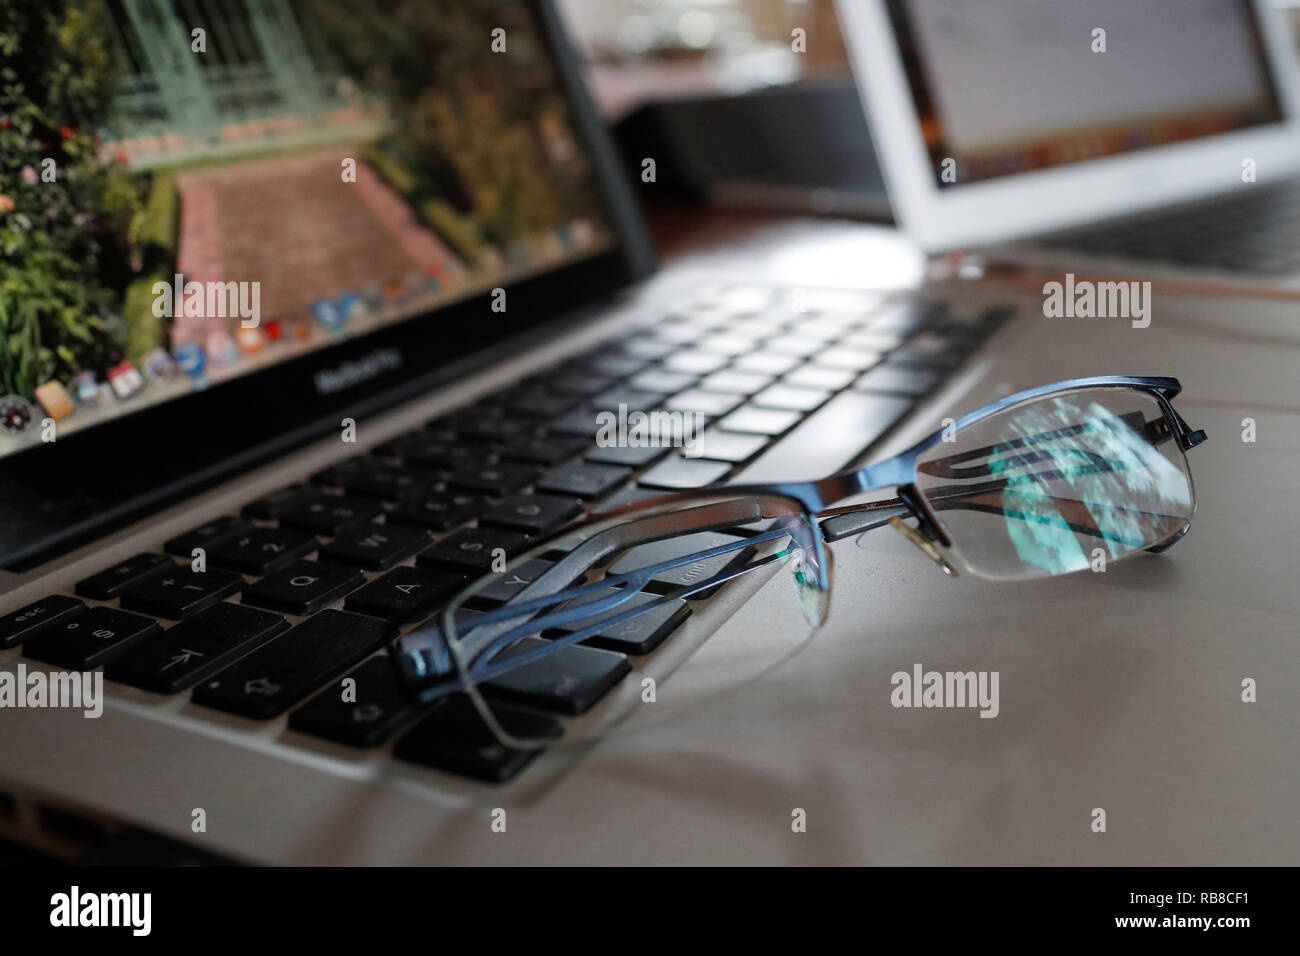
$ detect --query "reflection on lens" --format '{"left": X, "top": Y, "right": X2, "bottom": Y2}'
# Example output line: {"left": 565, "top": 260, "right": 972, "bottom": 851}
{"left": 916, "top": 388, "right": 1194, "bottom": 580}
{"left": 426, "top": 495, "right": 829, "bottom": 751}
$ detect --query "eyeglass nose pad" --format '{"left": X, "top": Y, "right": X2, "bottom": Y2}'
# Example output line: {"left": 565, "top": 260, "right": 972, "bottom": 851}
{"left": 789, "top": 543, "right": 834, "bottom": 627}
{"left": 888, "top": 516, "right": 958, "bottom": 577}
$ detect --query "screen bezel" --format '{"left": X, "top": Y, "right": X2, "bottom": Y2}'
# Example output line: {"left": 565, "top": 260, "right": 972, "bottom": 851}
{"left": 836, "top": 0, "right": 1300, "bottom": 252}
{"left": 0, "top": 0, "right": 655, "bottom": 571}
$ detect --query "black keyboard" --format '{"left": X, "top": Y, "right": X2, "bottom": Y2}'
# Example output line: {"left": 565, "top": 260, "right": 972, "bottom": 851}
{"left": 1037, "top": 177, "right": 1300, "bottom": 274}
{"left": 0, "top": 285, "right": 1014, "bottom": 784}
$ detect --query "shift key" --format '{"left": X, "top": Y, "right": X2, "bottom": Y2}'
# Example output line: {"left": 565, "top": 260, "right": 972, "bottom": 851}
{"left": 192, "top": 610, "right": 395, "bottom": 719}
{"left": 107, "top": 603, "right": 290, "bottom": 694}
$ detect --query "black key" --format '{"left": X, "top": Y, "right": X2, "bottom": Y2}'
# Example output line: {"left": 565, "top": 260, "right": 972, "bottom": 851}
{"left": 316, "top": 458, "right": 440, "bottom": 500}
{"left": 751, "top": 384, "right": 831, "bottom": 413}
{"left": 638, "top": 456, "right": 731, "bottom": 489}
{"left": 854, "top": 364, "right": 941, "bottom": 396}
{"left": 120, "top": 567, "right": 244, "bottom": 619}
{"left": 208, "top": 528, "right": 317, "bottom": 575}
{"left": 310, "top": 456, "right": 364, "bottom": 486}
{"left": 484, "top": 637, "right": 629, "bottom": 715}
{"left": 377, "top": 433, "right": 480, "bottom": 470}
{"left": 869, "top": 300, "right": 943, "bottom": 335}
{"left": 503, "top": 388, "right": 581, "bottom": 419}
{"left": 164, "top": 516, "right": 250, "bottom": 557}
{"left": 242, "top": 485, "right": 320, "bottom": 520}
{"left": 665, "top": 389, "right": 743, "bottom": 417}
{"left": 105, "top": 603, "right": 289, "bottom": 694}
{"left": 584, "top": 353, "right": 648, "bottom": 378}
{"left": 480, "top": 494, "right": 583, "bottom": 536}
{"left": 192, "top": 610, "right": 395, "bottom": 719}
{"left": 692, "top": 429, "right": 769, "bottom": 464}
{"left": 338, "top": 464, "right": 441, "bottom": 501}
{"left": 456, "top": 416, "right": 535, "bottom": 444}
{"left": 591, "top": 387, "right": 665, "bottom": 414}
{"left": 387, "top": 491, "right": 487, "bottom": 532}
{"left": 628, "top": 368, "right": 697, "bottom": 394}
{"left": 278, "top": 495, "right": 382, "bottom": 535}
{"left": 24, "top": 606, "right": 161, "bottom": 669}
{"left": 498, "top": 432, "right": 591, "bottom": 466}
{"left": 75, "top": 553, "right": 175, "bottom": 600}
{"left": 843, "top": 329, "right": 905, "bottom": 352}
{"left": 421, "top": 413, "right": 462, "bottom": 441}
{"left": 473, "top": 558, "right": 581, "bottom": 606}
{"left": 241, "top": 560, "right": 366, "bottom": 615}
{"left": 288, "top": 656, "right": 416, "bottom": 748}
{"left": 738, "top": 391, "right": 914, "bottom": 484}
{"left": 887, "top": 331, "right": 967, "bottom": 369}
{"left": 345, "top": 566, "right": 468, "bottom": 623}
{"left": 593, "top": 486, "right": 664, "bottom": 515}
{"left": 393, "top": 695, "right": 561, "bottom": 783}
{"left": 550, "top": 372, "right": 615, "bottom": 397}
{"left": 619, "top": 336, "right": 675, "bottom": 361}
{"left": 699, "top": 369, "right": 774, "bottom": 396}
{"left": 784, "top": 364, "right": 856, "bottom": 392}
{"left": 733, "top": 351, "right": 801, "bottom": 376}
{"left": 813, "top": 346, "right": 883, "bottom": 373}
{"left": 556, "top": 586, "right": 691, "bottom": 654}
{"left": 417, "top": 527, "right": 530, "bottom": 575}
{"left": 318, "top": 524, "right": 431, "bottom": 570}
{"left": 761, "top": 335, "right": 829, "bottom": 359}
{"left": 716, "top": 406, "right": 802, "bottom": 435}
{"left": 608, "top": 531, "right": 753, "bottom": 597}
{"left": 662, "top": 350, "right": 728, "bottom": 375}
{"left": 447, "top": 461, "right": 540, "bottom": 497}
{"left": 0, "top": 596, "right": 85, "bottom": 649}
{"left": 547, "top": 408, "right": 604, "bottom": 438}
{"left": 585, "top": 442, "right": 670, "bottom": 468}
{"left": 537, "top": 462, "right": 630, "bottom": 500}
{"left": 694, "top": 331, "right": 756, "bottom": 356}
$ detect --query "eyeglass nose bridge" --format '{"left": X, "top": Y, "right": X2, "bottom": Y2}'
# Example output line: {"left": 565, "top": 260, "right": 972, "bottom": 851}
{"left": 892, "top": 484, "right": 959, "bottom": 577}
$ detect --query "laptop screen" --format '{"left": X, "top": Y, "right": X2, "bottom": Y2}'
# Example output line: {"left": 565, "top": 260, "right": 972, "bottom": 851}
{"left": 0, "top": 0, "right": 615, "bottom": 459}
{"left": 885, "top": 0, "right": 1286, "bottom": 187}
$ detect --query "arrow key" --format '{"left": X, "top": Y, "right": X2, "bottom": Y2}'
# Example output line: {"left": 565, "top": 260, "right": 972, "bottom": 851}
{"left": 106, "top": 603, "right": 289, "bottom": 694}
{"left": 192, "top": 610, "right": 395, "bottom": 719}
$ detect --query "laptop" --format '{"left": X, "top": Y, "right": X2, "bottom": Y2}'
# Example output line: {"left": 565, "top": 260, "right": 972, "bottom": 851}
{"left": 836, "top": 0, "right": 1300, "bottom": 290}
{"left": 0, "top": 0, "right": 1021, "bottom": 862}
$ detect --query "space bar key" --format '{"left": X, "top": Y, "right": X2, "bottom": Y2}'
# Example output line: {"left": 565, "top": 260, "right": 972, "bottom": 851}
{"left": 735, "top": 391, "right": 914, "bottom": 484}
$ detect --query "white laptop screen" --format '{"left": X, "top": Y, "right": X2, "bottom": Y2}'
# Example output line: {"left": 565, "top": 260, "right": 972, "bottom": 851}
{"left": 886, "top": 0, "right": 1286, "bottom": 186}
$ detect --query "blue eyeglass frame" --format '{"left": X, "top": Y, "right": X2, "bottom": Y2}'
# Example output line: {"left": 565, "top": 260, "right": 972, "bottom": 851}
{"left": 391, "top": 375, "right": 1206, "bottom": 695}
{"left": 588, "top": 374, "right": 1205, "bottom": 558}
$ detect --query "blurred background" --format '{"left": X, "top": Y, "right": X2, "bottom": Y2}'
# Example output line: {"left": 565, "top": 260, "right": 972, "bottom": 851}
{"left": 554, "top": 0, "right": 1300, "bottom": 253}
{"left": 560, "top": 0, "right": 1298, "bottom": 119}
{"left": 557, "top": 0, "right": 849, "bottom": 118}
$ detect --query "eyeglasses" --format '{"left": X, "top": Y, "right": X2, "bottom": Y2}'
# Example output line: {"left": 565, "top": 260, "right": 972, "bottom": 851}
{"left": 390, "top": 375, "right": 1206, "bottom": 754}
